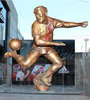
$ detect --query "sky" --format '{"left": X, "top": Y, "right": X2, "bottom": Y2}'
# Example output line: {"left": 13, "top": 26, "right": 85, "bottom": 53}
{"left": 12, "top": 0, "right": 90, "bottom": 52}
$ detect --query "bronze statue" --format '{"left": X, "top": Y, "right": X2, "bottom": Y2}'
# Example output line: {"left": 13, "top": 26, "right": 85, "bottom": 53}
{"left": 4, "top": 6, "right": 88, "bottom": 91}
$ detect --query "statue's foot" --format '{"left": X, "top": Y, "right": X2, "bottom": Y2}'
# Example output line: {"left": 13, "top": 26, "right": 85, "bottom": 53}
{"left": 41, "top": 77, "right": 51, "bottom": 86}
{"left": 40, "top": 72, "right": 52, "bottom": 86}
{"left": 33, "top": 72, "right": 51, "bottom": 91}
{"left": 4, "top": 51, "right": 16, "bottom": 58}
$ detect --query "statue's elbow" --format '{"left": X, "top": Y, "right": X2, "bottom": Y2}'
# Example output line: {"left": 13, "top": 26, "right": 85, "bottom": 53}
{"left": 35, "top": 40, "right": 42, "bottom": 46}
{"left": 35, "top": 39, "right": 46, "bottom": 46}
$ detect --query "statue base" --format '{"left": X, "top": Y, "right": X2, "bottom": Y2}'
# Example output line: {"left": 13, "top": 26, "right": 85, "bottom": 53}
{"left": 33, "top": 72, "right": 51, "bottom": 91}
{"left": 34, "top": 85, "right": 50, "bottom": 91}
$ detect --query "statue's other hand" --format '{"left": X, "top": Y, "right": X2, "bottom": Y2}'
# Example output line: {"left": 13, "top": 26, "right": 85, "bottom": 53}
{"left": 81, "top": 21, "right": 88, "bottom": 28}
{"left": 59, "top": 42, "right": 66, "bottom": 46}
{"left": 55, "top": 42, "right": 66, "bottom": 46}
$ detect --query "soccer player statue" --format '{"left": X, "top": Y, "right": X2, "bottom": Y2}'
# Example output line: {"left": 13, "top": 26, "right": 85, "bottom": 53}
{"left": 4, "top": 6, "right": 88, "bottom": 91}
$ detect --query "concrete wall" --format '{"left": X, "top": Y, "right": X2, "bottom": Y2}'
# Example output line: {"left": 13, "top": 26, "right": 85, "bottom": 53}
{"left": 75, "top": 53, "right": 85, "bottom": 92}
{"left": 75, "top": 53, "right": 90, "bottom": 96}
{"left": 6, "top": 0, "right": 22, "bottom": 40}
{"left": 3, "top": 0, "right": 23, "bottom": 85}
{"left": 84, "top": 53, "right": 90, "bottom": 96}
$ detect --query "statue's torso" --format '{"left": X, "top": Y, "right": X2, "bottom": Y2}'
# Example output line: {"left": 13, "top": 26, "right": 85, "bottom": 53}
{"left": 31, "top": 17, "right": 55, "bottom": 54}
{"left": 32, "top": 17, "right": 54, "bottom": 42}
{"left": 38, "top": 21, "right": 54, "bottom": 41}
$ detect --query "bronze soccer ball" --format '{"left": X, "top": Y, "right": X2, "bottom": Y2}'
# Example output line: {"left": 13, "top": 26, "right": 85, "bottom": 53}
{"left": 9, "top": 38, "right": 21, "bottom": 51}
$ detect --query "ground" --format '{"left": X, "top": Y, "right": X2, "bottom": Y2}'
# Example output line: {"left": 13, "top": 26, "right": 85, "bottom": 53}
{"left": 0, "top": 93, "right": 90, "bottom": 100}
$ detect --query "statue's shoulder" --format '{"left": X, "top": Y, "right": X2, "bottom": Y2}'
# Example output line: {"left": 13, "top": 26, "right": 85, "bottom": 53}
{"left": 48, "top": 16, "right": 55, "bottom": 22}
{"left": 32, "top": 21, "right": 40, "bottom": 30}
{"left": 32, "top": 21, "right": 41, "bottom": 36}
{"left": 32, "top": 21, "right": 38, "bottom": 27}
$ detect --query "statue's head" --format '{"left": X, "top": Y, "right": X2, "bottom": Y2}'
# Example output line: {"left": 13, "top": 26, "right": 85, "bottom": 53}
{"left": 34, "top": 6, "right": 48, "bottom": 23}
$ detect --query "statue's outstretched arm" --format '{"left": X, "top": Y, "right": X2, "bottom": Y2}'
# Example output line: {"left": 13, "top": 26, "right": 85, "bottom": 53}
{"left": 53, "top": 18, "right": 88, "bottom": 28}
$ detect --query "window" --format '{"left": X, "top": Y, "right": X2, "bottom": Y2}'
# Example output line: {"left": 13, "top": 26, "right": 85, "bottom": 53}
{"left": 0, "top": 1, "right": 7, "bottom": 84}
{"left": 0, "top": 1, "right": 6, "bottom": 44}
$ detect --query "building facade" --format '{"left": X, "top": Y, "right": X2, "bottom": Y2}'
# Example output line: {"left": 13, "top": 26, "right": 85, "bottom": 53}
{"left": 0, "top": 0, "right": 23, "bottom": 85}
{"left": 0, "top": 0, "right": 90, "bottom": 97}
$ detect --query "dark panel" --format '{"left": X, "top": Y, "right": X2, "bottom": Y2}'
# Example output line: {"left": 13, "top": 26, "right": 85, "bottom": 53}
{"left": 12, "top": 40, "right": 75, "bottom": 86}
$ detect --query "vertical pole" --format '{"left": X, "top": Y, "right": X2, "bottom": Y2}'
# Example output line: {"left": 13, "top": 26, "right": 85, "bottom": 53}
{"left": 84, "top": 38, "right": 89, "bottom": 52}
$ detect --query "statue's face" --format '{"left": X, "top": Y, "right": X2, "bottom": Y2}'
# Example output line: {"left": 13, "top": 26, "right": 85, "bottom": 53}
{"left": 35, "top": 9, "right": 47, "bottom": 23}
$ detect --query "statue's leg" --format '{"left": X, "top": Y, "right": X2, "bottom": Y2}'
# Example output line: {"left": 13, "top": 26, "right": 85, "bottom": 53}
{"left": 42, "top": 49, "right": 63, "bottom": 86}
{"left": 4, "top": 48, "right": 41, "bottom": 69}
{"left": 33, "top": 48, "right": 63, "bottom": 91}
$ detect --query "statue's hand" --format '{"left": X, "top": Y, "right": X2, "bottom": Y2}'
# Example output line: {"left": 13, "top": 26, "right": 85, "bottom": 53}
{"left": 81, "top": 21, "right": 88, "bottom": 28}
{"left": 55, "top": 42, "right": 66, "bottom": 46}
{"left": 4, "top": 51, "right": 16, "bottom": 58}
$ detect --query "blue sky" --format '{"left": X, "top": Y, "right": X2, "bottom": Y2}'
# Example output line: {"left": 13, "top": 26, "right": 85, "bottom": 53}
{"left": 12, "top": 0, "right": 90, "bottom": 52}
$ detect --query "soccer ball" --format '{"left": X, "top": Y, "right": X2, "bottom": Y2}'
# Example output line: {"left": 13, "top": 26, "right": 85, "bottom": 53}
{"left": 9, "top": 38, "right": 21, "bottom": 51}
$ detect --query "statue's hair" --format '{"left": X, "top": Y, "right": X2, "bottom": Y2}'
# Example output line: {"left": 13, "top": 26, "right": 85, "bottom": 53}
{"left": 34, "top": 6, "right": 47, "bottom": 14}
